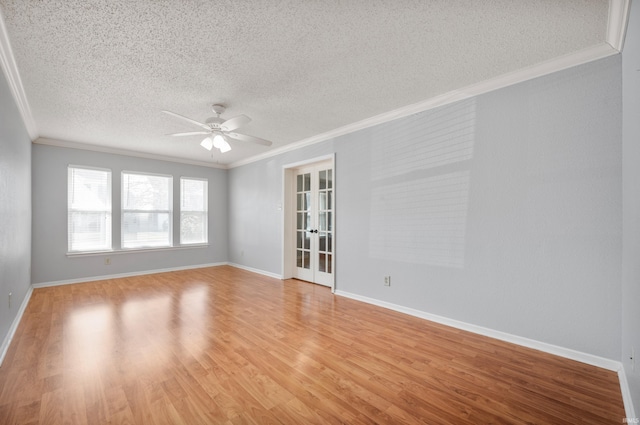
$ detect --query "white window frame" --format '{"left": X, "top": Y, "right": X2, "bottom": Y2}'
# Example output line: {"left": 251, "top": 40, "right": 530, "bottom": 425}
{"left": 180, "top": 177, "right": 208, "bottom": 245}
{"left": 121, "top": 171, "right": 173, "bottom": 249}
{"left": 67, "top": 165, "right": 112, "bottom": 253}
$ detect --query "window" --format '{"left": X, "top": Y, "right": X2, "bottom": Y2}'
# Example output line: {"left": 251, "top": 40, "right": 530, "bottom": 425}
{"left": 122, "top": 172, "right": 172, "bottom": 248}
{"left": 180, "top": 177, "right": 208, "bottom": 244}
{"left": 68, "top": 167, "right": 205, "bottom": 252}
{"left": 68, "top": 166, "right": 112, "bottom": 252}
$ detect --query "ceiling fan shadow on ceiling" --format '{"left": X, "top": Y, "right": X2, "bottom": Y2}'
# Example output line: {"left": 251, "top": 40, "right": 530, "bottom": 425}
{"left": 162, "top": 104, "right": 272, "bottom": 153}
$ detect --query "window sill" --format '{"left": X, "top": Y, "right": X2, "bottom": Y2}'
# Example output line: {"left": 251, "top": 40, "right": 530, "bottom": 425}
{"left": 66, "top": 244, "right": 209, "bottom": 257}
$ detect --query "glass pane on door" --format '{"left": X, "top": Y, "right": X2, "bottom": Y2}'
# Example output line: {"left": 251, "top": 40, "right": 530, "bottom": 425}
{"left": 316, "top": 167, "right": 333, "bottom": 277}
{"left": 292, "top": 162, "right": 334, "bottom": 287}
{"left": 296, "top": 172, "right": 311, "bottom": 270}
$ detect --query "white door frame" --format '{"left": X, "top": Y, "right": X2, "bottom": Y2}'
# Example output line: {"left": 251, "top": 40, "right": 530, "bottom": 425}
{"left": 282, "top": 153, "right": 335, "bottom": 292}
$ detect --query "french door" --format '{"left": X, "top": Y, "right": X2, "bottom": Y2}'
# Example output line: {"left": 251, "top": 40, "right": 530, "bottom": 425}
{"left": 293, "top": 162, "right": 333, "bottom": 287}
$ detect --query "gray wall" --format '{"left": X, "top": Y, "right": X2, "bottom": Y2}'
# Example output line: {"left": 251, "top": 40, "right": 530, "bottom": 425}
{"left": 31, "top": 144, "right": 228, "bottom": 284}
{"left": 228, "top": 143, "right": 334, "bottom": 273}
{"left": 622, "top": 0, "right": 640, "bottom": 413}
{"left": 229, "top": 55, "right": 623, "bottom": 360}
{"left": 0, "top": 70, "right": 32, "bottom": 349}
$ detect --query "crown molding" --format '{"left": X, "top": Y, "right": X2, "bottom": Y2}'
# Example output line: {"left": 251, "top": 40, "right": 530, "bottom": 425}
{"left": 0, "top": 7, "right": 38, "bottom": 140}
{"left": 607, "top": 0, "right": 631, "bottom": 51}
{"left": 2, "top": 1, "right": 630, "bottom": 168}
{"left": 229, "top": 41, "right": 619, "bottom": 169}
{"left": 34, "top": 137, "right": 227, "bottom": 169}
{"left": 230, "top": 0, "right": 630, "bottom": 169}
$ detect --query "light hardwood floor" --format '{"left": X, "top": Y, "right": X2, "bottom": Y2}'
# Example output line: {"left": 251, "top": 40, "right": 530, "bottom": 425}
{"left": 0, "top": 266, "right": 625, "bottom": 424}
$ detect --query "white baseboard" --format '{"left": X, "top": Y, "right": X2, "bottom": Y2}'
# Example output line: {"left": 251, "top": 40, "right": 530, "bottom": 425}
{"left": 619, "top": 367, "right": 637, "bottom": 420}
{"left": 31, "top": 262, "right": 227, "bottom": 288}
{"left": 32, "top": 262, "right": 283, "bottom": 290}
{"left": 334, "top": 290, "right": 622, "bottom": 372}
{"left": 228, "top": 263, "right": 283, "bottom": 280}
{"left": 335, "top": 290, "right": 640, "bottom": 417}
{"left": 0, "top": 285, "right": 33, "bottom": 367}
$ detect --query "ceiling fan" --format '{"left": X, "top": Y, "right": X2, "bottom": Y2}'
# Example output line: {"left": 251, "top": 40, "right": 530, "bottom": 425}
{"left": 162, "top": 104, "right": 272, "bottom": 153}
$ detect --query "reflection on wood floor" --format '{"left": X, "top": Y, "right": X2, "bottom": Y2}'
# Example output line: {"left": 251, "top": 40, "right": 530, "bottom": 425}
{"left": 0, "top": 266, "right": 625, "bottom": 424}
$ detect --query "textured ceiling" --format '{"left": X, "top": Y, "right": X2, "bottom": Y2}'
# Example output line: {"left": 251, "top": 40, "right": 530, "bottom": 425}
{"left": 0, "top": 0, "right": 610, "bottom": 166}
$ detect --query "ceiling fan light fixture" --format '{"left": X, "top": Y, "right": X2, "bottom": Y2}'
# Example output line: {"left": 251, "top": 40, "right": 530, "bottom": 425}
{"left": 200, "top": 137, "right": 214, "bottom": 151}
{"left": 219, "top": 141, "right": 231, "bottom": 153}
{"left": 213, "top": 133, "right": 231, "bottom": 153}
{"left": 212, "top": 133, "right": 224, "bottom": 148}
{"left": 163, "top": 106, "right": 271, "bottom": 155}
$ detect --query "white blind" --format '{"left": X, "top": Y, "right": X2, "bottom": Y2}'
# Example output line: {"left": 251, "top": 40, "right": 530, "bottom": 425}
{"left": 122, "top": 172, "right": 172, "bottom": 248}
{"left": 180, "top": 178, "right": 208, "bottom": 244}
{"left": 68, "top": 166, "right": 112, "bottom": 252}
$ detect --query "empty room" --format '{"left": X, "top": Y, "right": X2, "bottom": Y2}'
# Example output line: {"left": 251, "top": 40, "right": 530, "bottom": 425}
{"left": 0, "top": 0, "right": 639, "bottom": 423}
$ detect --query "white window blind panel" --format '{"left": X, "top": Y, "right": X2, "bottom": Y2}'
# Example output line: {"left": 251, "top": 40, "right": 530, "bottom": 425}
{"left": 369, "top": 171, "right": 470, "bottom": 268}
{"left": 122, "top": 172, "right": 172, "bottom": 248}
{"left": 180, "top": 178, "right": 208, "bottom": 244}
{"left": 371, "top": 98, "right": 476, "bottom": 180}
{"left": 68, "top": 166, "right": 112, "bottom": 252}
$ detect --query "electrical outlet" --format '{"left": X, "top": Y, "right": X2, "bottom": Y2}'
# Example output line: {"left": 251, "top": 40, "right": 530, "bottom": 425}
{"left": 384, "top": 276, "right": 391, "bottom": 286}
{"left": 105, "top": 257, "right": 111, "bottom": 265}
{"left": 8, "top": 292, "right": 11, "bottom": 309}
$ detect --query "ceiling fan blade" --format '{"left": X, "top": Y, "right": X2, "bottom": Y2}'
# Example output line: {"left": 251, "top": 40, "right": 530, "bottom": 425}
{"left": 166, "top": 131, "right": 210, "bottom": 137}
{"left": 227, "top": 132, "right": 272, "bottom": 147}
{"left": 220, "top": 114, "right": 251, "bottom": 132}
{"left": 162, "top": 110, "right": 210, "bottom": 131}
